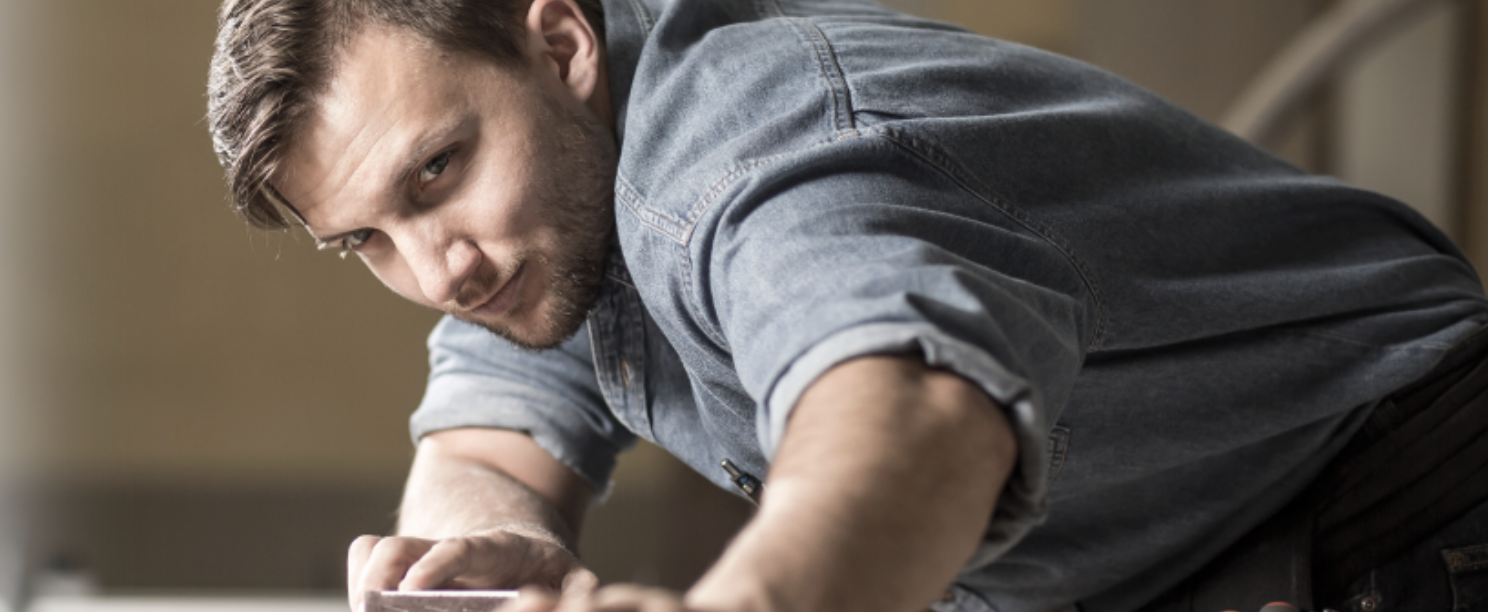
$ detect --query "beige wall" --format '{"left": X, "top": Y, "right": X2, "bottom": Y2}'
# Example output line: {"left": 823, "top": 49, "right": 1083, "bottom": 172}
{"left": 1334, "top": 2, "right": 1465, "bottom": 237}
{"left": 1463, "top": 0, "right": 1488, "bottom": 272}
{"left": 0, "top": 0, "right": 33, "bottom": 475}
{"left": 27, "top": 0, "right": 442, "bottom": 487}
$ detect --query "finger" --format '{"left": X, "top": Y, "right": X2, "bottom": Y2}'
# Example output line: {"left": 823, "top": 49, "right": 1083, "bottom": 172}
{"left": 587, "top": 585, "right": 644, "bottom": 612}
{"left": 1259, "top": 604, "right": 1298, "bottom": 612}
{"left": 399, "top": 537, "right": 475, "bottom": 591}
{"left": 445, "top": 532, "right": 574, "bottom": 591}
{"left": 561, "top": 566, "right": 599, "bottom": 598}
{"left": 347, "top": 535, "right": 381, "bottom": 609}
{"left": 507, "top": 586, "right": 562, "bottom": 612}
{"left": 441, "top": 534, "right": 544, "bottom": 590}
{"left": 588, "top": 585, "right": 685, "bottom": 612}
{"left": 356, "top": 537, "right": 437, "bottom": 602}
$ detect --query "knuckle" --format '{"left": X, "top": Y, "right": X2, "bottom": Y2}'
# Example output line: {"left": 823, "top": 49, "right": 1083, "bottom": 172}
{"left": 444, "top": 537, "right": 473, "bottom": 556}
{"left": 349, "top": 535, "right": 380, "bottom": 554}
{"left": 376, "top": 536, "right": 425, "bottom": 558}
{"left": 400, "top": 564, "right": 434, "bottom": 585}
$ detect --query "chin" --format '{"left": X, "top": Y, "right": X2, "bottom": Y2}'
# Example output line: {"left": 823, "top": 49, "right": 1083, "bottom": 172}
{"left": 458, "top": 300, "right": 588, "bottom": 352}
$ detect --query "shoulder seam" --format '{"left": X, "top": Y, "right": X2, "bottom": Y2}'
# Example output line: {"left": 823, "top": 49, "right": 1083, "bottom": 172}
{"left": 676, "top": 133, "right": 863, "bottom": 349}
{"left": 781, "top": 17, "right": 857, "bottom": 137}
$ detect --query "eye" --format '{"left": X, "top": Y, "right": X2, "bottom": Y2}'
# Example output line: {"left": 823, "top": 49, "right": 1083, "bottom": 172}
{"left": 318, "top": 228, "right": 376, "bottom": 259}
{"left": 343, "top": 228, "right": 374, "bottom": 249}
{"left": 338, "top": 228, "right": 377, "bottom": 258}
{"left": 418, "top": 151, "right": 451, "bottom": 184}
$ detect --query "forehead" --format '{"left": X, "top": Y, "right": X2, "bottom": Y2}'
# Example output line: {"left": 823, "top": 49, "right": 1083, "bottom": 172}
{"left": 276, "top": 26, "right": 525, "bottom": 222}
{"left": 307, "top": 26, "right": 472, "bottom": 154}
{"left": 309, "top": 23, "right": 538, "bottom": 134}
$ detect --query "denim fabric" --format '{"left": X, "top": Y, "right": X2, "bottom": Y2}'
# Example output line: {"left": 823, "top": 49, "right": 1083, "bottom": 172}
{"left": 409, "top": 0, "right": 1488, "bottom": 610}
{"left": 1328, "top": 498, "right": 1488, "bottom": 612}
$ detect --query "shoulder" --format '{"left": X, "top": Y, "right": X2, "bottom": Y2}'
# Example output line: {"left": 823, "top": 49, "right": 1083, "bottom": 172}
{"left": 610, "top": 0, "right": 1214, "bottom": 223}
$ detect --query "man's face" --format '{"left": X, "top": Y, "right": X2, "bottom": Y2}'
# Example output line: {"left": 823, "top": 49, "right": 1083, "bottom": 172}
{"left": 276, "top": 24, "right": 616, "bottom": 350}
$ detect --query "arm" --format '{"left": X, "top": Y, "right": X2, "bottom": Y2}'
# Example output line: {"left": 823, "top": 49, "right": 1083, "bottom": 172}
{"left": 348, "top": 428, "right": 599, "bottom": 609}
{"left": 512, "top": 354, "right": 1017, "bottom": 612}
{"left": 398, "top": 428, "right": 592, "bottom": 543}
{"left": 685, "top": 354, "right": 1017, "bottom": 612}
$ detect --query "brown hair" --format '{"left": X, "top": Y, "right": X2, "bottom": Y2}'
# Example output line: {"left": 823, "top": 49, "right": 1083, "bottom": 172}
{"left": 206, "top": 0, "right": 605, "bottom": 230}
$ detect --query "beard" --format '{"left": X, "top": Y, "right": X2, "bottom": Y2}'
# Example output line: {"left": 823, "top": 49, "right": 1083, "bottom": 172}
{"left": 451, "top": 97, "right": 617, "bottom": 351}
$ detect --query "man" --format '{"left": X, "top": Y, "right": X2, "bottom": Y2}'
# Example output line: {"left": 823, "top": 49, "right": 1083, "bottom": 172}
{"left": 206, "top": 0, "right": 1488, "bottom": 610}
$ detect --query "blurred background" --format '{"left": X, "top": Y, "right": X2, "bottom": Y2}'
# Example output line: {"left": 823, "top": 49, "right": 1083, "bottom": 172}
{"left": 0, "top": 0, "right": 1485, "bottom": 608}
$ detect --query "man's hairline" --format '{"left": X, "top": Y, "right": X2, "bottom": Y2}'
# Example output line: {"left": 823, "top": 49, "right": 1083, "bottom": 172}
{"left": 263, "top": 22, "right": 527, "bottom": 241}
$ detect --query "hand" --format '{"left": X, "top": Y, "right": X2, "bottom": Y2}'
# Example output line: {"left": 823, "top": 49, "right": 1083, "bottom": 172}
{"left": 346, "top": 528, "right": 598, "bottom": 610}
{"left": 506, "top": 584, "right": 692, "bottom": 612}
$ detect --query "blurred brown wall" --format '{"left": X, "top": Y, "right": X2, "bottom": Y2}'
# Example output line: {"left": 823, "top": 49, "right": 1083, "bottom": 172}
{"left": 28, "top": 0, "right": 440, "bottom": 487}
{"left": 1462, "top": 0, "right": 1488, "bottom": 271}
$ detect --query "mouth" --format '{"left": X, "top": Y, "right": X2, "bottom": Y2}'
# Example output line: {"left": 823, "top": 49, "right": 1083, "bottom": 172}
{"left": 468, "top": 262, "right": 527, "bottom": 318}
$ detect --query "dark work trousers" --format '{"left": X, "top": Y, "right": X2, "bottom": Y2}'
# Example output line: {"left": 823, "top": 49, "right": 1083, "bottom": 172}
{"left": 1139, "top": 324, "right": 1488, "bottom": 612}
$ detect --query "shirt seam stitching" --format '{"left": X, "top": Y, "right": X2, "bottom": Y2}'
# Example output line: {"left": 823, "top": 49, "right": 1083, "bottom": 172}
{"left": 617, "top": 173, "right": 690, "bottom": 243}
{"left": 781, "top": 17, "right": 858, "bottom": 137}
{"left": 675, "top": 133, "right": 862, "bottom": 347}
{"left": 677, "top": 249, "right": 729, "bottom": 349}
{"left": 623, "top": 0, "right": 654, "bottom": 33}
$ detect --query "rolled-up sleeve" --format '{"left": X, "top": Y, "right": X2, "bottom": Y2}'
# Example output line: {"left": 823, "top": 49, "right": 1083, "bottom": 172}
{"left": 700, "top": 144, "right": 1096, "bottom": 563}
{"left": 411, "top": 316, "right": 636, "bottom": 493}
{"left": 764, "top": 320, "right": 1053, "bottom": 564}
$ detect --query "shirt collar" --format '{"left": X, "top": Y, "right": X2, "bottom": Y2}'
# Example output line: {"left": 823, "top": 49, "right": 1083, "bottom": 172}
{"left": 598, "top": 0, "right": 657, "bottom": 141}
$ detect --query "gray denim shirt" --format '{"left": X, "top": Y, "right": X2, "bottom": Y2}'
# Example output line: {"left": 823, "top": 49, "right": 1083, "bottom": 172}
{"left": 409, "top": 1, "right": 1488, "bottom": 610}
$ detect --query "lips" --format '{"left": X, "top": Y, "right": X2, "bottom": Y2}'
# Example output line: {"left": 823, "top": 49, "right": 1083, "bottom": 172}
{"left": 470, "top": 262, "right": 526, "bottom": 317}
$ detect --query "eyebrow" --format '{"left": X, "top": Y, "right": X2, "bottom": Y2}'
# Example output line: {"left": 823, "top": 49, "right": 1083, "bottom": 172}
{"left": 311, "top": 228, "right": 356, "bottom": 250}
{"left": 284, "top": 199, "right": 352, "bottom": 251}
{"left": 260, "top": 184, "right": 325, "bottom": 244}
{"left": 294, "top": 114, "right": 477, "bottom": 250}
{"left": 389, "top": 114, "right": 476, "bottom": 196}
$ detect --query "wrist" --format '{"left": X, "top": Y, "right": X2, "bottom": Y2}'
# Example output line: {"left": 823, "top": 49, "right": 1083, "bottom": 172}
{"left": 684, "top": 526, "right": 794, "bottom": 612}
{"left": 685, "top": 575, "right": 777, "bottom": 612}
{"left": 468, "top": 521, "right": 566, "bottom": 544}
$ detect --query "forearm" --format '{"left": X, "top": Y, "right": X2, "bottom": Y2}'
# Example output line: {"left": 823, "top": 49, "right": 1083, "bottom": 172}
{"left": 687, "top": 356, "right": 1017, "bottom": 612}
{"left": 346, "top": 429, "right": 598, "bottom": 606}
{"left": 398, "top": 429, "right": 593, "bottom": 548}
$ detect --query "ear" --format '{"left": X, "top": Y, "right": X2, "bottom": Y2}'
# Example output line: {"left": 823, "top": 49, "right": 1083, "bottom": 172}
{"left": 524, "top": 0, "right": 603, "bottom": 104}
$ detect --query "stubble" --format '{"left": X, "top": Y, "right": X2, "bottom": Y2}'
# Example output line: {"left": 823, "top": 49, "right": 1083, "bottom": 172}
{"left": 455, "top": 98, "right": 616, "bottom": 351}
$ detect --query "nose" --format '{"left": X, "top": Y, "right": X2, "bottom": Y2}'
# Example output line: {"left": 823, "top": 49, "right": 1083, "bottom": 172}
{"left": 405, "top": 231, "right": 480, "bottom": 305}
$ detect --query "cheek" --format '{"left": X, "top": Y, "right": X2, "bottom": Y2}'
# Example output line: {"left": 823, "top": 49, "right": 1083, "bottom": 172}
{"left": 461, "top": 157, "right": 542, "bottom": 236}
